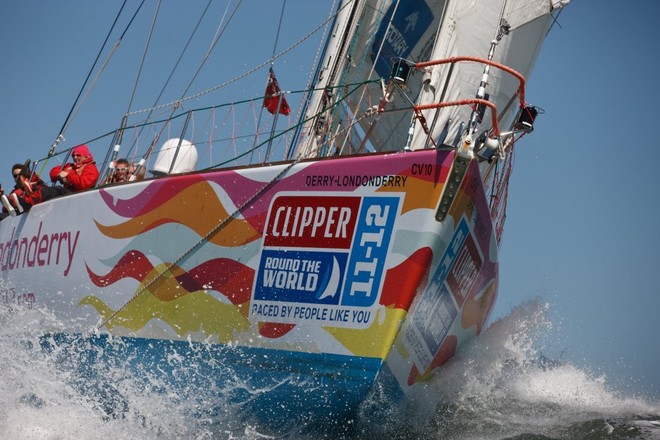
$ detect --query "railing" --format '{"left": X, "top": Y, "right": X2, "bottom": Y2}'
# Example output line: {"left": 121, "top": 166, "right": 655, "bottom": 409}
{"left": 415, "top": 56, "right": 527, "bottom": 109}
{"left": 411, "top": 55, "right": 528, "bottom": 143}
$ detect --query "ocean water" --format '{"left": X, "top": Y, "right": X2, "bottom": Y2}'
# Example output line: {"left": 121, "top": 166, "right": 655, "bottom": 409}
{"left": 0, "top": 300, "right": 658, "bottom": 440}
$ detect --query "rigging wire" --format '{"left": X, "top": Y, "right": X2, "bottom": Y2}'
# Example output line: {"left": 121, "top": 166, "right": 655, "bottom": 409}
{"left": 128, "top": 0, "right": 244, "bottom": 176}
{"left": 299, "top": 0, "right": 368, "bottom": 159}
{"left": 41, "top": 2, "right": 363, "bottom": 173}
{"left": 64, "top": 0, "right": 148, "bottom": 146}
{"left": 98, "top": 0, "right": 215, "bottom": 184}
{"left": 98, "top": 1, "right": 162, "bottom": 185}
{"left": 249, "top": 0, "right": 288, "bottom": 164}
{"left": 261, "top": 0, "right": 288, "bottom": 163}
{"left": 337, "top": 0, "right": 400, "bottom": 156}
{"left": 125, "top": 4, "right": 342, "bottom": 118}
{"left": 179, "top": 0, "right": 243, "bottom": 104}
{"left": 125, "top": 0, "right": 161, "bottom": 116}
{"left": 40, "top": 0, "right": 133, "bottom": 173}
{"left": 132, "top": 0, "right": 214, "bottom": 127}
{"left": 95, "top": 77, "right": 374, "bottom": 331}
{"left": 285, "top": 0, "right": 339, "bottom": 159}
{"left": 206, "top": 79, "right": 377, "bottom": 170}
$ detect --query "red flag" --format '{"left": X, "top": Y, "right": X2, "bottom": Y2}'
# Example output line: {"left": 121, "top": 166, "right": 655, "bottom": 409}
{"left": 263, "top": 67, "right": 291, "bottom": 116}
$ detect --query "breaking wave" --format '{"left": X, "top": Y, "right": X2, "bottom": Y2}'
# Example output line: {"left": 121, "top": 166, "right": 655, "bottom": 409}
{"left": 0, "top": 298, "right": 658, "bottom": 439}
{"left": 357, "top": 301, "right": 660, "bottom": 439}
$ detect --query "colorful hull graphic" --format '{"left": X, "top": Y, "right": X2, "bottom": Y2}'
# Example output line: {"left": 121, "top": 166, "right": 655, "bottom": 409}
{"left": 0, "top": 148, "right": 498, "bottom": 423}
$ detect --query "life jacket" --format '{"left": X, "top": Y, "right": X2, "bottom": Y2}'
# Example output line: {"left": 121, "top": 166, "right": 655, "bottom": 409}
{"left": 3, "top": 173, "right": 65, "bottom": 214}
{"left": 9, "top": 174, "right": 46, "bottom": 209}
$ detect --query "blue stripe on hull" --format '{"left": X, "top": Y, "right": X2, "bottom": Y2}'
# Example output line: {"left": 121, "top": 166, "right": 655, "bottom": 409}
{"left": 40, "top": 333, "right": 388, "bottom": 434}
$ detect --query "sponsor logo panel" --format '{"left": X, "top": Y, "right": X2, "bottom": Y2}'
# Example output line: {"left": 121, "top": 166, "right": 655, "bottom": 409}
{"left": 264, "top": 196, "right": 360, "bottom": 249}
{"left": 446, "top": 233, "right": 482, "bottom": 307}
{"left": 342, "top": 197, "right": 399, "bottom": 308}
{"left": 406, "top": 218, "right": 484, "bottom": 371}
{"left": 371, "top": 1, "right": 434, "bottom": 78}
{"left": 254, "top": 250, "right": 347, "bottom": 305}
{"left": 251, "top": 194, "right": 399, "bottom": 328}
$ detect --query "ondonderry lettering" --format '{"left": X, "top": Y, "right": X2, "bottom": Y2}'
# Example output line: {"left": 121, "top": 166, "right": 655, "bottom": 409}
{"left": 0, "top": 222, "right": 80, "bottom": 276}
{"left": 251, "top": 193, "right": 400, "bottom": 328}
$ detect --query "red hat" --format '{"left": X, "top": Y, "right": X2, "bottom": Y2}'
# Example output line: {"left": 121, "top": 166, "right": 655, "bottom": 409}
{"left": 50, "top": 165, "right": 62, "bottom": 182}
{"left": 72, "top": 144, "right": 91, "bottom": 156}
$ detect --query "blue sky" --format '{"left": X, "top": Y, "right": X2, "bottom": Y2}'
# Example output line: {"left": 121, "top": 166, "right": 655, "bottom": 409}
{"left": 1, "top": 0, "right": 658, "bottom": 401}
{"left": 495, "top": 1, "right": 660, "bottom": 398}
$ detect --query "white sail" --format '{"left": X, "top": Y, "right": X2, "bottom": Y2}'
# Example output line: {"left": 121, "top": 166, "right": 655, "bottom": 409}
{"left": 295, "top": 0, "right": 569, "bottom": 157}
{"left": 412, "top": 0, "right": 570, "bottom": 150}
{"left": 294, "top": 0, "right": 448, "bottom": 157}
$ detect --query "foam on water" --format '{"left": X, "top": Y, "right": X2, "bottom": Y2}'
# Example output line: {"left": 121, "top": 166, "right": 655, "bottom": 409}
{"left": 1, "top": 300, "right": 658, "bottom": 439}
{"left": 0, "top": 307, "right": 207, "bottom": 439}
{"left": 366, "top": 300, "right": 660, "bottom": 439}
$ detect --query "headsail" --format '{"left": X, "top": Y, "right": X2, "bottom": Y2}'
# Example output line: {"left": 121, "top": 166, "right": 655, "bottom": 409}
{"left": 412, "top": 0, "right": 570, "bottom": 150}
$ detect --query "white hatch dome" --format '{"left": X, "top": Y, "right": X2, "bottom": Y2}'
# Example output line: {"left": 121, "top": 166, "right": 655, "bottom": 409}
{"left": 151, "top": 138, "right": 198, "bottom": 176}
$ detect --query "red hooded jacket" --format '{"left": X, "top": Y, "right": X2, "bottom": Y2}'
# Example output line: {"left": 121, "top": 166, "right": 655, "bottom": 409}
{"left": 51, "top": 144, "right": 100, "bottom": 192}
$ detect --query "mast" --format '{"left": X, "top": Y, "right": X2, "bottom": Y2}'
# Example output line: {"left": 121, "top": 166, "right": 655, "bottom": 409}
{"left": 291, "top": 0, "right": 449, "bottom": 159}
{"left": 289, "top": 0, "right": 365, "bottom": 160}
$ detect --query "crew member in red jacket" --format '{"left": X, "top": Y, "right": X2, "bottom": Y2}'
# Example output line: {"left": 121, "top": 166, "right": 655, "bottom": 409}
{"left": 50, "top": 144, "right": 100, "bottom": 192}
{"left": 1, "top": 163, "right": 69, "bottom": 218}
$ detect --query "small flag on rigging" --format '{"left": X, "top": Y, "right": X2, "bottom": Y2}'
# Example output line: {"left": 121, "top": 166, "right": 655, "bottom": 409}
{"left": 263, "top": 67, "right": 291, "bottom": 116}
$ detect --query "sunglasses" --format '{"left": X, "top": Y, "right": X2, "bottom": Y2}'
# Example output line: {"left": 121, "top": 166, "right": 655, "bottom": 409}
{"left": 116, "top": 167, "right": 128, "bottom": 172}
{"left": 12, "top": 173, "right": 21, "bottom": 178}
